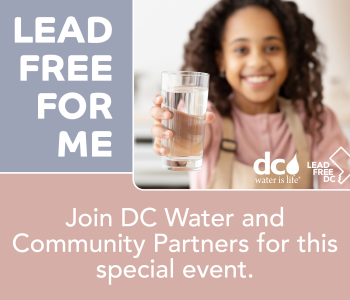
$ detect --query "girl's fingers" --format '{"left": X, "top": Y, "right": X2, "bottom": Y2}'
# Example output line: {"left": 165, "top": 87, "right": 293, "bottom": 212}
{"left": 153, "top": 138, "right": 168, "bottom": 156}
{"left": 150, "top": 106, "right": 172, "bottom": 121}
{"left": 152, "top": 94, "right": 163, "bottom": 106}
{"left": 151, "top": 123, "right": 173, "bottom": 139}
{"left": 205, "top": 111, "right": 215, "bottom": 124}
{"left": 151, "top": 95, "right": 171, "bottom": 156}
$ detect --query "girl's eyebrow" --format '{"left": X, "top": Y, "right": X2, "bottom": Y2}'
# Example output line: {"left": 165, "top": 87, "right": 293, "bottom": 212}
{"left": 230, "top": 38, "right": 249, "bottom": 45}
{"left": 264, "top": 36, "right": 284, "bottom": 42}
{"left": 230, "top": 36, "right": 284, "bottom": 45}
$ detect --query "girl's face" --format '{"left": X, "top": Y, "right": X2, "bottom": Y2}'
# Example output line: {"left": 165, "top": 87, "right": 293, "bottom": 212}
{"left": 217, "top": 6, "right": 289, "bottom": 106}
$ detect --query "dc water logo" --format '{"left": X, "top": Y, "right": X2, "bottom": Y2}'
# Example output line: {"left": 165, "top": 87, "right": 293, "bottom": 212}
{"left": 253, "top": 152, "right": 300, "bottom": 184}
{"left": 253, "top": 152, "right": 299, "bottom": 175}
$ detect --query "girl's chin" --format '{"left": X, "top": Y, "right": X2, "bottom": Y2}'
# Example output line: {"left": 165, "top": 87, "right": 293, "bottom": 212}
{"left": 242, "top": 93, "right": 277, "bottom": 104}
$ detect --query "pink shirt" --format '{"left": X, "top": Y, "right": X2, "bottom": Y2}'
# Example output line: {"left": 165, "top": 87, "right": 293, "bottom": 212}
{"left": 189, "top": 96, "right": 350, "bottom": 189}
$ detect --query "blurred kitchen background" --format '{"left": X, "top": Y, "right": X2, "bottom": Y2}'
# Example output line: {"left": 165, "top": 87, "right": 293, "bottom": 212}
{"left": 134, "top": 0, "right": 350, "bottom": 189}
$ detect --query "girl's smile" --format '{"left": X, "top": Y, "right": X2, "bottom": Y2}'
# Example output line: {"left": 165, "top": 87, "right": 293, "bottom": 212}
{"left": 241, "top": 74, "right": 275, "bottom": 87}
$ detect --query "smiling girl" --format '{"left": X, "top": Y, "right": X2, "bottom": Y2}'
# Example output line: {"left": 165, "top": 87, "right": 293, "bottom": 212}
{"left": 149, "top": 0, "right": 350, "bottom": 189}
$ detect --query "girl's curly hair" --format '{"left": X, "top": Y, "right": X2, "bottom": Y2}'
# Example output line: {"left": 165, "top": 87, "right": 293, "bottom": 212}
{"left": 181, "top": 0, "right": 324, "bottom": 140}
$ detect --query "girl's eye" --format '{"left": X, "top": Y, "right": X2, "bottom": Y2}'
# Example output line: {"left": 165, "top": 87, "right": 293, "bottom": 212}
{"left": 266, "top": 46, "right": 279, "bottom": 52}
{"left": 234, "top": 47, "right": 248, "bottom": 54}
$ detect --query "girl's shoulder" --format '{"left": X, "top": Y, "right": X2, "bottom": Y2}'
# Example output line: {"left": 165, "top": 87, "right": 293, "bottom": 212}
{"left": 294, "top": 100, "right": 344, "bottom": 135}
{"left": 295, "top": 100, "right": 350, "bottom": 162}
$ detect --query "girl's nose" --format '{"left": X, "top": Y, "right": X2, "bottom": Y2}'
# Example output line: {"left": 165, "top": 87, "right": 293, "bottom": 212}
{"left": 246, "top": 49, "right": 268, "bottom": 69}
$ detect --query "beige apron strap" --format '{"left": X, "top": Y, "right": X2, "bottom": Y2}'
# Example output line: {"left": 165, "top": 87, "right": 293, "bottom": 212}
{"left": 207, "top": 117, "right": 235, "bottom": 189}
{"left": 278, "top": 98, "right": 309, "bottom": 152}
{"left": 278, "top": 97, "right": 313, "bottom": 189}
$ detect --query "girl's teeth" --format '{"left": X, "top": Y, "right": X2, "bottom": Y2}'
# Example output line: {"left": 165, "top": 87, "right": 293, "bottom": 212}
{"left": 246, "top": 76, "right": 270, "bottom": 83}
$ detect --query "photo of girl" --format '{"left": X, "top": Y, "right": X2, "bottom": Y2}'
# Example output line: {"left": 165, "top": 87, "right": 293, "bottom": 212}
{"left": 135, "top": 0, "right": 350, "bottom": 189}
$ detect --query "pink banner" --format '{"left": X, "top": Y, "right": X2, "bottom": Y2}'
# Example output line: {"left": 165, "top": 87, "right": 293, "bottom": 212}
{"left": 2, "top": 175, "right": 349, "bottom": 299}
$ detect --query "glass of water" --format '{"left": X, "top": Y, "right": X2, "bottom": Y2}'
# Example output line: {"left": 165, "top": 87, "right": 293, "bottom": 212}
{"left": 161, "top": 71, "right": 209, "bottom": 171}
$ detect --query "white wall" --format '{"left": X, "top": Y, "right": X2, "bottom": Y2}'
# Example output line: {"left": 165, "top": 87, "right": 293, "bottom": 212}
{"left": 134, "top": 0, "right": 217, "bottom": 106}
{"left": 134, "top": 0, "right": 216, "bottom": 74}
{"left": 134, "top": 0, "right": 350, "bottom": 121}
{"left": 293, "top": 0, "right": 350, "bottom": 83}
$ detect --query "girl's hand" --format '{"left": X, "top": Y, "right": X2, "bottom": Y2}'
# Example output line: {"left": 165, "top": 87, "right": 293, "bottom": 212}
{"left": 150, "top": 94, "right": 215, "bottom": 156}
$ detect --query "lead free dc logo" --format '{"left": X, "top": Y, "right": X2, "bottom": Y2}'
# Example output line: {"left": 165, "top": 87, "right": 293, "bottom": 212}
{"left": 253, "top": 152, "right": 300, "bottom": 184}
{"left": 308, "top": 147, "right": 350, "bottom": 184}
{"left": 331, "top": 147, "right": 350, "bottom": 184}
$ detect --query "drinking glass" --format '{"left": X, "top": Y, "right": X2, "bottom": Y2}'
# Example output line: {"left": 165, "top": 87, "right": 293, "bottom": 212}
{"left": 160, "top": 71, "right": 209, "bottom": 171}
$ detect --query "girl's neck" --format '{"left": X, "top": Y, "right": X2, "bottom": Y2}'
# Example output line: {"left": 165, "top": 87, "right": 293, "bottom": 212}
{"left": 234, "top": 93, "right": 279, "bottom": 115}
